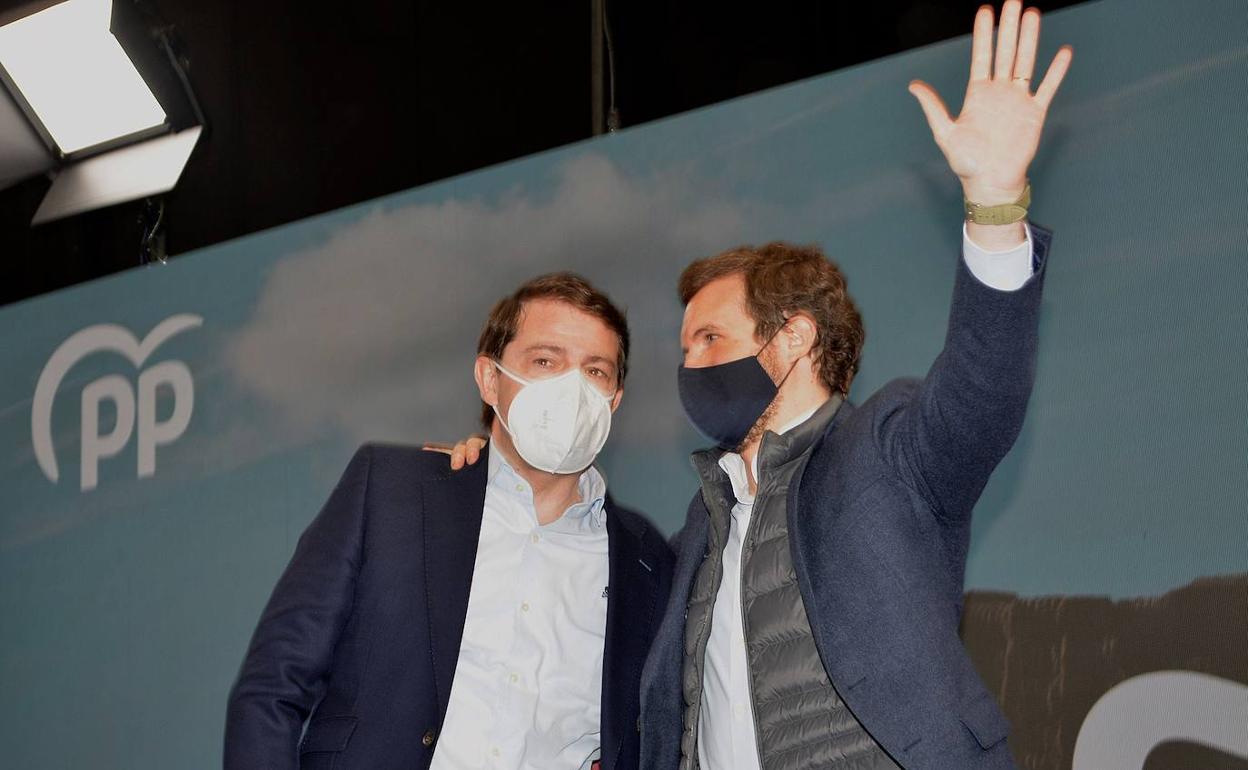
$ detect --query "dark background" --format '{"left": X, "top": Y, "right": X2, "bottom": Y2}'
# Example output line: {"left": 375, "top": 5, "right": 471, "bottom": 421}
{"left": 0, "top": 0, "right": 1084, "bottom": 306}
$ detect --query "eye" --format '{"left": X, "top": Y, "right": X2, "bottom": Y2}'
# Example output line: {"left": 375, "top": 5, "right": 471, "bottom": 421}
{"left": 534, "top": 357, "right": 553, "bottom": 368}
{"left": 587, "top": 367, "right": 605, "bottom": 379}
{"left": 702, "top": 332, "right": 719, "bottom": 344}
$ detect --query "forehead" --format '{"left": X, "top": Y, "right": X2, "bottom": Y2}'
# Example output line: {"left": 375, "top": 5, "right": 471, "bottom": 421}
{"left": 681, "top": 273, "right": 754, "bottom": 338}
{"left": 509, "top": 297, "right": 620, "bottom": 358}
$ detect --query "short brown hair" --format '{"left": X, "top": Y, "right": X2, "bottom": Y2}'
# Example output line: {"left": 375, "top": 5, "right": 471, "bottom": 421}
{"left": 477, "top": 272, "right": 630, "bottom": 427}
{"left": 678, "top": 242, "right": 864, "bottom": 396}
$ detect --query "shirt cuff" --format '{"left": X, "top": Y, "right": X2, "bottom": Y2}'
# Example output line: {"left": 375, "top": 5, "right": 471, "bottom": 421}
{"left": 961, "top": 223, "right": 1034, "bottom": 291}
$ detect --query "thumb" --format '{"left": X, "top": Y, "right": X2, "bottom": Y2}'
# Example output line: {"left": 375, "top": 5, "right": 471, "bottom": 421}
{"left": 908, "top": 80, "right": 953, "bottom": 142}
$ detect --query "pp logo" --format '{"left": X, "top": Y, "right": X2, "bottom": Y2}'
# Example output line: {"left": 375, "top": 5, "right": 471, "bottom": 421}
{"left": 32, "top": 315, "right": 203, "bottom": 491}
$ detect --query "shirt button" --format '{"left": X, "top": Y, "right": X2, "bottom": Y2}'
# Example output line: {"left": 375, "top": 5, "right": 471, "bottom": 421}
{"left": 492, "top": 747, "right": 501, "bottom": 757}
{"left": 521, "top": 601, "right": 530, "bottom": 612}
{"left": 515, "top": 483, "right": 525, "bottom": 493}
{"left": 531, "top": 533, "right": 540, "bottom": 544}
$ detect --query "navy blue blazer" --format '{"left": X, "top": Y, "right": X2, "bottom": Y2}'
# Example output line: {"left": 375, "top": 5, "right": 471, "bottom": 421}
{"left": 640, "top": 227, "right": 1052, "bottom": 770}
{"left": 226, "top": 443, "right": 674, "bottom": 770}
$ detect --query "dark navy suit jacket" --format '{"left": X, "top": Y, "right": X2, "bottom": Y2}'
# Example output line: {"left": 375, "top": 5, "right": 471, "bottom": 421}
{"left": 640, "top": 226, "right": 1052, "bottom": 770}
{"left": 226, "top": 443, "right": 674, "bottom": 770}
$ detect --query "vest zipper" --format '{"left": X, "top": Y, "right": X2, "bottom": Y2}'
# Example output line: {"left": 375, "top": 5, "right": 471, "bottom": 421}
{"left": 740, "top": 480, "right": 767, "bottom": 769}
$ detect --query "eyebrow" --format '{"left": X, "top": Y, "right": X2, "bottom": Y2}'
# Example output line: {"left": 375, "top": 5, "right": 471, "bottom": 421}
{"left": 583, "top": 355, "right": 618, "bottom": 373}
{"left": 690, "top": 324, "right": 720, "bottom": 338}
{"left": 522, "top": 345, "right": 617, "bottom": 372}
{"left": 521, "top": 344, "right": 566, "bottom": 356}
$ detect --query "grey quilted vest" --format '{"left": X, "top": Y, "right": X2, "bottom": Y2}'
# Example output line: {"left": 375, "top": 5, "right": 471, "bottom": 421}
{"left": 680, "top": 396, "right": 899, "bottom": 770}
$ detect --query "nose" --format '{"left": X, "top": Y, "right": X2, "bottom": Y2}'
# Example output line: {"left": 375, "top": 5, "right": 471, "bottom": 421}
{"left": 682, "top": 349, "right": 711, "bottom": 369}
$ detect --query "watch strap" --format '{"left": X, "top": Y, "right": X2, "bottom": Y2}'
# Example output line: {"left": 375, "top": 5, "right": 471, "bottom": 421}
{"left": 964, "top": 183, "right": 1031, "bottom": 225}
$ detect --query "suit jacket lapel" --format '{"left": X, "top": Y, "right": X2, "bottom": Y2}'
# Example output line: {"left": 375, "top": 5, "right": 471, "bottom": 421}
{"left": 600, "top": 498, "right": 657, "bottom": 770}
{"left": 421, "top": 456, "right": 488, "bottom": 726}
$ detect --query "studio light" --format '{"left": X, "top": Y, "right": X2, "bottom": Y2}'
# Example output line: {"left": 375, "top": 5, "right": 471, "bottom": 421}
{"left": 0, "top": 0, "right": 166, "bottom": 157}
{"left": 0, "top": 0, "right": 205, "bottom": 225}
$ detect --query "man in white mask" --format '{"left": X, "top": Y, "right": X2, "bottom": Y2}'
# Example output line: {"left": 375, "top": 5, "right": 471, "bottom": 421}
{"left": 226, "top": 272, "right": 676, "bottom": 770}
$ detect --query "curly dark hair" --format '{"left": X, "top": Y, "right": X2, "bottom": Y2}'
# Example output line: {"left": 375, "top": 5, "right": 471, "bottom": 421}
{"left": 477, "top": 272, "right": 629, "bottom": 428}
{"left": 678, "top": 242, "right": 864, "bottom": 396}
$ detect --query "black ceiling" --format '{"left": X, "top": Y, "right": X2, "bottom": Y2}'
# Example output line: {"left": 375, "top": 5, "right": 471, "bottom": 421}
{"left": 0, "top": 0, "right": 1084, "bottom": 306}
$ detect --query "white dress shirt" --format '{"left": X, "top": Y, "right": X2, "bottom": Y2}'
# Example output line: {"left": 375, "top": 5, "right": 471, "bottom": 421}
{"left": 696, "top": 227, "right": 1036, "bottom": 770}
{"left": 430, "top": 443, "right": 610, "bottom": 770}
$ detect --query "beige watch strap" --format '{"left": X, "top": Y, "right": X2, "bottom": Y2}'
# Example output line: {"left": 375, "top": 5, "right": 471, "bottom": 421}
{"left": 964, "top": 183, "right": 1031, "bottom": 225}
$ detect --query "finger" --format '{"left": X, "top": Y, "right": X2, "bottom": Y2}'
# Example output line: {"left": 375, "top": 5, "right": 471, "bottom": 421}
{"left": 467, "top": 443, "right": 481, "bottom": 465}
{"left": 1034, "top": 45, "right": 1073, "bottom": 110}
{"left": 450, "top": 446, "right": 466, "bottom": 470}
{"left": 969, "top": 5, "right": 994, "bottom": 82}
{"left": 422, "top": 443, "right": 452, "bottom": 455}
{"left": 993, "top": 0, "right": 1023, "bottom": 80}
{"left": 908, "top": 80, "right": 954, "bottom": 141}
{"left": 1013, "top": 7, "right": 1040, "bottom": 84}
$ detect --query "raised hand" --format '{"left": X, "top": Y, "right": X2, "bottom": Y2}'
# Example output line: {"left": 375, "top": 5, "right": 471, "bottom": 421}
{"left": 908, "top": 1, "right": 1072, "bottom": 208}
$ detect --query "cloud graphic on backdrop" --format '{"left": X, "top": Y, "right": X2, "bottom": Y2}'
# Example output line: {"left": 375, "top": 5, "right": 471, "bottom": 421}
{"left": 225, "top": 152, "right": 753, "bottom": 448}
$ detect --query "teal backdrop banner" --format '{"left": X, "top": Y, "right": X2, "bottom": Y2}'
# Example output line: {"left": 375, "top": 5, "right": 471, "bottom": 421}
{"left": 1, "top": 0, "right": 1244, "bottom": 766}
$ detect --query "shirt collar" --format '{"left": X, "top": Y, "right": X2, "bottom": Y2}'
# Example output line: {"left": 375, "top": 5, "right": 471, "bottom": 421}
{"left": 487, "top": 442, "right": 607, "bottom": 527}
{"left": 716, "top": 399, "right": 833, "bottom": 505}
{"left": 773, "top": 404, "right": 823, "bottom": 436}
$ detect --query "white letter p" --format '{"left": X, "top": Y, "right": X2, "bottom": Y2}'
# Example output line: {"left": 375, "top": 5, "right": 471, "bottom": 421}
{"left": 80, "top": 375, "right": 136, "bottom": 491}
{"left": 137, "top": 361, "right": 194, "bottom": 479}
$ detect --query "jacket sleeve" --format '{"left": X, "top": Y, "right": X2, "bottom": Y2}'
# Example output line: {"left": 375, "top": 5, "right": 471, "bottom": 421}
{"left": 876, "top": 225, "right": 1051, "bottom": 524}
{"left": 223, "top": 445, "right": 373, "bottom": 769}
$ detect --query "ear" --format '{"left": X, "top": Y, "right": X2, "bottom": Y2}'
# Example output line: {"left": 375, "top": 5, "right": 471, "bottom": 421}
{"left": 474, "top": 355, "right": 500, "bottom": 407}
{"left": 608, "top": 387, "right": 624, "bottom": 414}
{"left": 780, "top": 313, "right": 818, "bottom": 362}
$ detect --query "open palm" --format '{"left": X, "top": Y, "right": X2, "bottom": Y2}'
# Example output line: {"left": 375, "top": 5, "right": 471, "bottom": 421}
{"left": 909, "top": 1, "right": 1073, "bottom": 202}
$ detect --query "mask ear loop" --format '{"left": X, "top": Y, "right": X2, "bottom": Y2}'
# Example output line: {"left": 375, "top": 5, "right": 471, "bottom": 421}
{"left": 493, "top": 360, "right": 532, "bottom": 387}
{"left": 490, "top": 360, "right": 527, "bottom": 438}
{"left": 753, "top": 319, "right": 788, "bottom": 357}
{"left": 755, "top": 317, "right": 803, "bottom": 389}
{"left": 491, "top": 403, "right": 513, "bottom": 437}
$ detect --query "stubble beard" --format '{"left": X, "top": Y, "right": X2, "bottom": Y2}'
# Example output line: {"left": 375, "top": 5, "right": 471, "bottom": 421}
{"left": 734, "top": 347, "right": 785, "bottom": 453}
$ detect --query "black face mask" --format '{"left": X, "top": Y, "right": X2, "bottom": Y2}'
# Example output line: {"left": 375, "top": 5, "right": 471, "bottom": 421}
{"left": 677, "top": 329, "right": 793, "bottom": 449}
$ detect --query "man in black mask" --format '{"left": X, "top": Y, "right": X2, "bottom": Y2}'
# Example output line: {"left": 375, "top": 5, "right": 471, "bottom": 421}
{"left": 640, "top": 3, "right": 1068, "bottom": 767}
{"left": 444, "top": 2, "right": 1070, "bottom": 767}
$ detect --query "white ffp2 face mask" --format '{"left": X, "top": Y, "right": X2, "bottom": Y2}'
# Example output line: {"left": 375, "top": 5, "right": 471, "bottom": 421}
{"left": 491, "top": 361, "right": 614, "bottom": 474}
